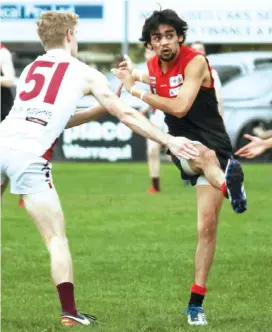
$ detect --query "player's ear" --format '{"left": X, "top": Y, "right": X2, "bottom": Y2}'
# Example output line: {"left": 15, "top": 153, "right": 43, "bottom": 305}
{"left": 147, "top": 43, "right": 153, "bottom": 50}
{"left": 178, "top": 35, "right": 184, "bottom": 43}
{"left": 66, "top": 29, "right": 73, "bottom": 42}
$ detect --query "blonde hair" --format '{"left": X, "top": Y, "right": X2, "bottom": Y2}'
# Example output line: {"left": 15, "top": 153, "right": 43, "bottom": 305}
{"left": 37, "top": 11, "right": 78, "bottom": 49}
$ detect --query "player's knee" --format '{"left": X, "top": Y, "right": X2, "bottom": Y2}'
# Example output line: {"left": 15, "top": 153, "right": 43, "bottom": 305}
{"left": 47, "top": 235, "right": 70, "bottom": 255}
{"left": 198, "top": 212, "right": 217, "bottom": 238}
{"left": 203, "top": 149, "right": 217, "bottom": 161}
{"left": 201, "top": 148, "right": 219, "bottom": 167}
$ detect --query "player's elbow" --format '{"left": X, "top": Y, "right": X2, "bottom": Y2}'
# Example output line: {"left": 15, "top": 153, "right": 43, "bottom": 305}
{"left": 168, "top": 99, "right": 190, "bottom": 118}
{"left": 174, "top": 110, "right": 186, "bottom": 118}
{"left": 173, "top": 106, "right": 189, "bottom": 118}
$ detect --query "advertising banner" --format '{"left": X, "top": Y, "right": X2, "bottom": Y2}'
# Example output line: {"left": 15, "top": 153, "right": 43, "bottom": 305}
{"left": 53, "top": 114, "right": 147, "bottom": 162}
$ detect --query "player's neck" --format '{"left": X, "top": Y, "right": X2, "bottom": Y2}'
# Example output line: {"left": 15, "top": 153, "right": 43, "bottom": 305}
{"left": 159, "top": 50, "right": 180, "bottom": 74}
{"left": 46, "top": 47, "right": 71, "bottom": 56}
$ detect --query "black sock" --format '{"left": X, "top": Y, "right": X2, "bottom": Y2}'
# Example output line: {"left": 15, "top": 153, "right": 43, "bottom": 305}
{"left": 152, "top": 177, "right": 160, "bottom": 191}
{"left": 188, "top": 292, "right": 205, "bottom": 307}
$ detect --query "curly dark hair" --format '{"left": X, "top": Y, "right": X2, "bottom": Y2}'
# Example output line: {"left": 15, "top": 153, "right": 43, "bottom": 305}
{"left": 139, "top": 9, "right": 188, "bottom": 47}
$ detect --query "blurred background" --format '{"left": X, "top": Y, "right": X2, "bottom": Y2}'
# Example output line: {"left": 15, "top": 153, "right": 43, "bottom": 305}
{"left": 1, "top": 0, "right": 272, "bottom": 163}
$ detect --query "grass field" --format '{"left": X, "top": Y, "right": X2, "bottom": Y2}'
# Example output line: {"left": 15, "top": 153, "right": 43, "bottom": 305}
{"left": 2, "top": 162, "right": 272, "bottom": 332}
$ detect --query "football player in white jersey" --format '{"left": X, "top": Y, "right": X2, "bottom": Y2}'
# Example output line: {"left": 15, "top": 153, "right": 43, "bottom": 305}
{"left": 0, "top": 11, "right": 199, "bottom": 327}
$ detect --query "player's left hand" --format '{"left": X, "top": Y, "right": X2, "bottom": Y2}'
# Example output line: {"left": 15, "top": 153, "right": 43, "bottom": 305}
{"left": 111, "top": 68, "right": 135, "bottom": 92}
{"left": 235, "top": 134, "right": 267, "bottom": 158}
{"left": 167, "top": 136, "right": 200, "bottom": 160}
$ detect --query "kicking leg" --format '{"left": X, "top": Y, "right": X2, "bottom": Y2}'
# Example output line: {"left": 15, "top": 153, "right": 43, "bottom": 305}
{"left": 23, "top": 188, "right": 96, "bottom": 326}
{"left": 187, "top": 145, "right": 247, "bottom": 213}
{"left": 188, "top": 145, "right": 225, "bottom": 191}
{"left": 187, "top": 183, "right": 223, "bottom": 325}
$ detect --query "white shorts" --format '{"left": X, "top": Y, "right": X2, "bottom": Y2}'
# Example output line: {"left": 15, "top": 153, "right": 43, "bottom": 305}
{"left": 149, "top": 109, "right": 168, "bottom": 133}
{"left": 0, "top": 148, "right": 54, "bottom": 195}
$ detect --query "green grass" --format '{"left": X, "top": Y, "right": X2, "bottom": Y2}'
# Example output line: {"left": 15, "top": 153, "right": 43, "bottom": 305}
{"left": 2, "top": 162, "right": 272, "bottom": 332}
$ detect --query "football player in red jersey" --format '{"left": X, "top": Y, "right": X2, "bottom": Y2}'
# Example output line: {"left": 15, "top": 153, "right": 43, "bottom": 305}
{"left": 112, "top": 8, "right": 247, "bottom": 325}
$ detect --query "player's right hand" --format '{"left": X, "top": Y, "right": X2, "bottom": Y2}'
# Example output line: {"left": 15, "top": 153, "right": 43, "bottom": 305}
{"left": 167, "top": 136, "right": 200, "bottom": 160}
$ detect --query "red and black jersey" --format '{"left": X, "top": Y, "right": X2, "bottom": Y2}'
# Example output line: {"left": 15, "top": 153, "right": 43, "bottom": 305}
{"left": 147, "top": 45, "right": 232, "bottom": 169}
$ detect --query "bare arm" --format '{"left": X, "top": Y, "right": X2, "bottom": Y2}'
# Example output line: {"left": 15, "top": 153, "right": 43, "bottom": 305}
{"left": 66, "top": 105, "right": 107, "bottom": 129}
{"left": 264, "top": 137, "right": 272, "bottom": 149}
{"left": 139, "top": 104, "right": 150, "bottom": 115}
{"left": 0, "top": 48, "right": 16, "bottom": 88}
{"left": 113, "top": 55, "right": 207, "bottom": 118}
{"left": 66, "top": 83, "right": 123, "bottom": 129}
{"left": 85, "top": 68, "right": 199, "bottom": 159}
{"left": 89, "top": 72, "right": 171, "bottom": 145}
{"left": 132, "top": 68, "right": 150, "bottom": 85}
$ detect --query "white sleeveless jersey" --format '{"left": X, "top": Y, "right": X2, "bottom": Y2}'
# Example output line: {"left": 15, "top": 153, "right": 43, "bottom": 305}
{"left": 0, "top": 49, "right": 88, "bottom": 158}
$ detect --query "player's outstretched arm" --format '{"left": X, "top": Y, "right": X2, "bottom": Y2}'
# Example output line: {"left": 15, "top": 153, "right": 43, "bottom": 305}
{"left": 87, "top": 69, "right": 199, "bottom": 160}
{"left": 235, "top": 134, "right": 272, "bottom": 158}
{"left": 65, "top": 106, "right": 107, "bottom": 129}
{"left": 66, "top": 84, "right": 123, "bottom": 129}
{"left": 112, "top": 55, "right": 207, "bottom": 118}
